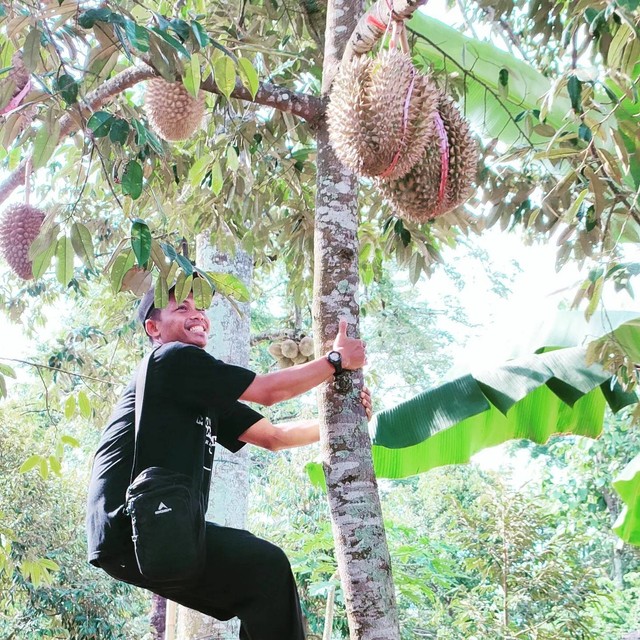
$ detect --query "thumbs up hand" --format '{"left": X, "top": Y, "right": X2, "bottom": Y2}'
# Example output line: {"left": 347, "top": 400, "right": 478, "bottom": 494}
{"left": 331, "top": 318, "right": 367, "bottom": 370}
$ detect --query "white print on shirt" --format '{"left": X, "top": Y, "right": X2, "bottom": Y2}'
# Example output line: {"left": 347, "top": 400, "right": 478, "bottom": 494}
{"left": 197, "top": 414, "right": 217, "bottom": 471}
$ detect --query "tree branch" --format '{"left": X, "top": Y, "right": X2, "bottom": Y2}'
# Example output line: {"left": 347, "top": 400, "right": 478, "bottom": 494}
{"left": 0, "top": 61, "right": 323, "bottom": 206}
{"left": 200, "top": 74, "right": 324, "bottom": 125}
{"left": 342, "top": 0, "right": 429, "bottom": 65}
{"left": 0, "top": 65, "right": 155, "bottom": 206}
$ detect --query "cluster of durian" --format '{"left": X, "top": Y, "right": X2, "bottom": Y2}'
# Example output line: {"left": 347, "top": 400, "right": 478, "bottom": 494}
{"left": 267, "top": 336, "right": 315, "bottom": 369}
{"left": 144, "top": 78, "right": 205, "bottom": 141}
{"left": 327, "top": 49, "right": 477, "bottom": 223}
{"left": 0, "top": 203, "right": 45, "bottom": 279}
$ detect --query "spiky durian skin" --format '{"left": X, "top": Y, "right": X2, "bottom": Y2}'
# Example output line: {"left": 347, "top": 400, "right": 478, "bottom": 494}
{"left": 375, "top": 93, "right": 478, "bottom": 223}
{"left": 144, "top": 79, "right": 205, "bottom": 141}
{"left": 437, "top": 95, "right": 478, "bottom": 211}
{"left": 327, "top": 50, "right": 438, "bottom": 180}
{"left": 0, "top": 204, "right": 45, "bottom": 279}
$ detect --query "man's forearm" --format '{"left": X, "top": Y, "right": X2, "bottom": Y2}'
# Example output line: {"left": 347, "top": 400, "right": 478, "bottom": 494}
{"left": 240, "top": 357, "right": 335, "bottom": 406}
{"left": 238, "top": 417, "right": 320, "bottom": 450}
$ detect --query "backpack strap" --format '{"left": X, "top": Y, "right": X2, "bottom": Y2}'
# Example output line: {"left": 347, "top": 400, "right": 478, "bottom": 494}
{"left": 130, "top": 349, "right": 155, "bottom": 485}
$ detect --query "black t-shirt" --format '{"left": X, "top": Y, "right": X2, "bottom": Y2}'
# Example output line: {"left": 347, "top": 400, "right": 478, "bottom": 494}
{"left": 86, "top": 342, "right": 263, "bottom": 565}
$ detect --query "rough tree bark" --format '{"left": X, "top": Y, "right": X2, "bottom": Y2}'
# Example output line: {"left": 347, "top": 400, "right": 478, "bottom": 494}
{"left": 312, "top": 1, "right": 401, "bottom": 638}
{"left": 150, "top": 593, "right": 167, "bottom": 640}
{"left": 173, "top": 243, "right": 253, "bottom": 640}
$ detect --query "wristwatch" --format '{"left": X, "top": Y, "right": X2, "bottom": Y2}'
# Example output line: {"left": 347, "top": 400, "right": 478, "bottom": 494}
{"left": 326, "top": 350, "right": 343, "bottom": 375}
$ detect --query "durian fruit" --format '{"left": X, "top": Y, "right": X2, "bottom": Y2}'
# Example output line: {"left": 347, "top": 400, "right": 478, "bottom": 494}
{"left": 267, "top": 342, "right": 283, "bottom": 358}
{"left": 374, "top": 92, "right": 477, "bottom": 223}
{"left": 280, "top": 339, "right": 299, "bottom": 359}
{"left": 292, "top": 353, "right": 308, "bottom": 365}
{"left": 144, "top": 78, "right": 205, "bottom": 141}
{"left": 298, "top": 336, "right": 314, "bottom": 357}
{"left": 276, "top": 356, "right": 294, "bottom": 369}
{"left": 0, "top": 203, "right": 45, "bottom": 279}
{"left": 327, "top": 49, "right": 438, "bottom": 180}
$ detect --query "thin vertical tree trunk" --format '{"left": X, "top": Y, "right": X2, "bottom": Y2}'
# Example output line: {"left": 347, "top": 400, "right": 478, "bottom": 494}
{"left": 312, "top": 1, "right": 400, "bottom": 637}
{"left": 150, "top": 593, "right": 167, "bottom": 640}
{"left": 175, "top": 243, "right": 253, "bottom": 640}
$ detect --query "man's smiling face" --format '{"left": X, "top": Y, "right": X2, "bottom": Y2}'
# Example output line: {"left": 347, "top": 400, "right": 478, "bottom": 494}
{"left": 144, "top": 292, "right": 210, "bottom": 348}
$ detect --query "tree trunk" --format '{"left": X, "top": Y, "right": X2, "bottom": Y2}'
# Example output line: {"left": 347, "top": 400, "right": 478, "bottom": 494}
{"left": 150, "top": 593, "right": 167, "bottom": 640}
{"left": 175, "top": 243, "right": 253, "bottom": 640}
{"left": 312, "top": 1, "right": 400, "bottom": 637}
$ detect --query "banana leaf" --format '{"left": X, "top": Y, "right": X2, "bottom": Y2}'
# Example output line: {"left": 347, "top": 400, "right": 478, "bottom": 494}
{"left": 613, "top": 454, "right": 640, "bottom": 546}
{"left": 408, "top": 12, "right": 570, "bottom": 144}
{"left": 306, "top": 345, "right": 636, "bottom": 486}
{"left": 407, "top": 13, "right": 634, "bottom": 147}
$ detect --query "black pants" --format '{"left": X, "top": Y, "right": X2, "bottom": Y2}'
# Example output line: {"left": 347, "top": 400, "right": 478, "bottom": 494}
{"left": 99, "top": 523, "right": 306, "bottom": 640}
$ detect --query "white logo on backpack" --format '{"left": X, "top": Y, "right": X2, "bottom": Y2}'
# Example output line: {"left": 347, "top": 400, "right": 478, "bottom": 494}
{"left": 155, "top": 502, "right": 172, "bottom": 515}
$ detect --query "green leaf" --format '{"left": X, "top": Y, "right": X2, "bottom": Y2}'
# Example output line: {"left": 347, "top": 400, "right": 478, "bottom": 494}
{"left": 154, "top": 275, "right": 169, "bottom": 309}
{"left": 206, "top": 271, "right": 250, "bottom": 302}
{"left": 110, "top": 249, "right": 135, "bottom": 293}
{"left": 237, "top": 58, "right": 259, "bottom": 99}
{"left": 174, "top": 272, "right": 192, "bottom": 303}
{"left": 19, "top": 455, "right": 41, "bottom": 474}
{"left": 124, "top": 19, "right": 150, "bottom": 52}
{"left": 188, "top": 153, "right": 213, "bottom": 187}
{"left": 77, "top": 390, "right": 91, "bottom": 418}
{"left": 567, "top": 74, "right": 583, "bottom": 113}
{"left": 149, "top": 27, "right": 190, "bottom": 58}
{"left": 109, "top": 118, "right": 130, "bottom": 144}
{"left": 77, "top": 8, "right": 113, "bottom": 29}
{"left": 31, "top": 233, "right": 58, "bottom": 279}
{"left": 55, "top": 74, "right": 78, "bottom": 105}
{"left": 48, "top": 456, "right": 62, "bottom": 476}
{"left": 0, "top": 375, "right": 6, "bottom": 399}
{"left": 226, "top": 146, "right": 239, "bottom": 172}
{"left": 32, "top": 120, "right": 61, "bottom": 170}
{"left": 55, "top": 236, "right": 74, "bottom": 286}
{"left": 213, "top": 55, "right": 236, "bottom": 99}
{"left": 190, "top": 21, "right": 210, "bottom": 49}
{"left": 70, "top": 222, "right": 95, "bottom": 270}
{"left": 87, "top": 111, "right": 114, "bottom": 137}
{"left": 192, "top": 276, "right": 213, "bottom": 310}
{"left": 61, "top": 435, "right": 80, "bottom": 448}
{"left": 498, "top": 67, "right": 509, "bottom": 98}
{"left": 305, "top": 462, "right": 327, "bottom": 491}
{"left": 0, "top": 364, "right": 16, "bottom": 378}
{"left": 131, "top": 219, "right": 152, "bottom": 267}
{"left": 23, "top": 27, "right": 42, "bottom": 72}
{"left": 183, "top": 52, "right": 201, "bottom": 99}
{"left": 175, "top": 253, "right": 194, "bottom": 276}
{"left": 122, "top": 160, "right": 143, "bottom": 200}
{"left": 613, "top": 453, "right": 640, "bottom": 545}
{"left": 210, "top": 159, "right": 224, "bottom": 195}
{"left": 168, "top": 18, "right": 190, "bottom": 41}
{"left": 150, "top": 240, "right": 171, "bottom": 278}
{"left": 64, "top": 395, "right": 76, "bottom": 419}
{"left": 132, "top": 119, "right": 147, "bottom": 146}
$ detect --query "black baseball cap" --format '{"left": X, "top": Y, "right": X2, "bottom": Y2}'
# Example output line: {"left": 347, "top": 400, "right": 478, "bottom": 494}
{"left": 137, "top": 286, "right": 158, "bottom": 327}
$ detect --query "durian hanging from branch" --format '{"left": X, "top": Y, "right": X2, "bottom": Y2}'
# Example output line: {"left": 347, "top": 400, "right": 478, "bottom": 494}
{"left": 144, "top": 78, "right": 205, "bottom": 141}
{"left": 327, "top": 15, "right": 477, "bottom": 224}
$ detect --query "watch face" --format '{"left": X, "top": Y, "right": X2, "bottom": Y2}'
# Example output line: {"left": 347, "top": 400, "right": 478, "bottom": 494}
{"left": 329, "top": 352, "right": 340, "bottom": 363}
